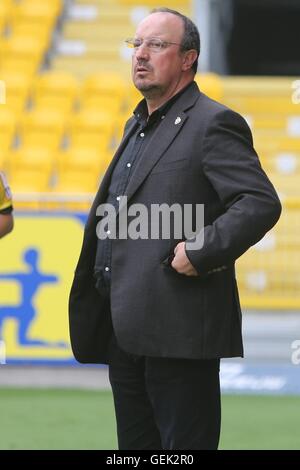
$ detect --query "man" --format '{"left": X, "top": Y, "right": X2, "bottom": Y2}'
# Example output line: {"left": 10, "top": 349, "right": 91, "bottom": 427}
{"left": 69, "top": 8, "right": 281, "bottom": 450}
{"left": 0, "top": 172, "right": 13, "bottom": 238}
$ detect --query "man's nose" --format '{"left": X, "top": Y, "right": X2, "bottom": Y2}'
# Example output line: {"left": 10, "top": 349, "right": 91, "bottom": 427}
{"left": 134, "top": 42, "right": 149, "bottom": 60}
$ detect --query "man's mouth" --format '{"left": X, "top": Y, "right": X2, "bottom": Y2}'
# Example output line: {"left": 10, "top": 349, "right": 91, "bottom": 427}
{"left": 136, "top": 66, "right": 150, "bottom": 73}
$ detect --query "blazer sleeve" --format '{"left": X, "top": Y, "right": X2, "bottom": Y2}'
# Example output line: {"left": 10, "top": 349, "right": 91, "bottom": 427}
{"left": 185, "top": 108, "right": 282, "bottom": 276}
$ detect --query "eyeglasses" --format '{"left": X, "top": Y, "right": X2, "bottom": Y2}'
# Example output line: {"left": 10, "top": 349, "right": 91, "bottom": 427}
{"left": 125, "top": 37, "right": 181, "bottom": 53}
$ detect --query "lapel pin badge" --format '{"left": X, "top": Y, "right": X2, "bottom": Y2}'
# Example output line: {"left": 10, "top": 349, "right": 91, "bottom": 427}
{"left": 174, "top": 116, "right": 181, "bottom": 125}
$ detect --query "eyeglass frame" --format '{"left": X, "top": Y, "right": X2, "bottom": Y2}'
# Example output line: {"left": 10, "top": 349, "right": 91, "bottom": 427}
{"left": 125, "top": 37, "right": 183, "bottom": 53}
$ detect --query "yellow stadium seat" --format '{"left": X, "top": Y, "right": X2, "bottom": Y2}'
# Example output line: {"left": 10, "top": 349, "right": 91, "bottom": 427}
{"left": 63, "top": 22, "right": 135, "bottom": 41}
{"left": 82, "top": 95, "right": 126, "bottom": 115}
{"left": 116, "top": 110, "right": 134, "bottom": 142}
{"left": 254, "top": 129, "right": 290, "bottom": 140}
{"left": 0, "top": 107, "right": 16, "bottom": 152}
{"left": 238, "top": 250, "right": 299, "bottom": 276}
{"left": 0, "top": 2, "right": 9, "bottom": 34}
{"left": 236, "top": 230, "right": 300, "bottom": 305}
{"left": 237, "top": 274, "right": 300, "bottom": 297}
{"left": 21, "top": 0, "right": 62, "bottom": 15}
{"left": 10, "top": 22, "right": 52, "bottom": 49}
{"left": 0, "top": 72, "right": 31, "bottom": 113}
{"left": 195, "top": 73, "right": 224, "bottom": 102}
{"left": 250, "top": 115, "right": 287, "bottom": 132}
{"left": 0, "top": 149, "right": 9, "bottom": 170}
{"left": 267, "top": 173, "right": 300, "bottom": 198}
{"left": 117, "top": 0, "right": 190, "bottom": 11}
{"left": 8, "top": 147, "right": 55, "bottom": 174}
{"left": 63, "top": 3, "right": 132, "bottom": 25}
{"left": 223, "top": 76, "right": 293, "bottom": 97}
{"left": 0, "top": 37, "right": 45, "bottom": 76}
{"left": 80, "top": 42, "right": 127, "bottom": 62}
{"left": 0, "top": 35, "right": 46, "bottom": 61}
{"left": 57, "top": 148, "right": 111, "bottom": 176}
{"left": 19, "top": 110, "right": 66, "bottom": 150}
{"left": 254, "top": 136, "right": 300, "bottom": 154}
{"left": 96, "top": 11, "right": 132, "bottom": 25}
{"left": 9, "top": 168, "right": 51, "bottom": 193}
{"left": 0, "top": 0, "right": 13, "bottom": 9}
{"left": 76, "top": 0, "right": 122, "bottom": 6}
{"left": 54, "top": 169, "right": 101, "bottom": 194}
{"left": 32, "top": 72, "right": 79, "bottom": 114}
{"left": 81, "top": 73, "right": 127, "bottom": 113}
{"left": 68, "top": 110, "right": 115, "bottom": 150}
{"left": 0, "top": 59, "right": 38, "bottom": 78}
{"left": 68, "top": 133, "right": 112, "bottom": 153}
{"left": 82, "top": 73, "right": 127, "bottom": 99}
{"left": 222, "top": 77, "right": 297, "bottom": 115}
{"left": 10, "top": 2, "right": 61, "bottom": 29}
{"left": 129, "top": 84, "right": 143, "bottom": 109}
{"left": 224, "top": 97, "right": 296, "bottom": 115}
{"left": 51, "top": 56, "right": 131, "bottom": 80}
{"left": 260, "top": 153, "right": 300, "bottom": 175}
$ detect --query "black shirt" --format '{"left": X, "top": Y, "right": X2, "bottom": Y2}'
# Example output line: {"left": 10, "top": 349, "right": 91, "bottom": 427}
{"left": 94, "top": 82, "right": 194, "bottom": 289}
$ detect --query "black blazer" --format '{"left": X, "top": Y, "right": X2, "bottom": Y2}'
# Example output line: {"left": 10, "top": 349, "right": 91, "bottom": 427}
{"left": 69, "top": 82, "right": 281, "bottom": 364}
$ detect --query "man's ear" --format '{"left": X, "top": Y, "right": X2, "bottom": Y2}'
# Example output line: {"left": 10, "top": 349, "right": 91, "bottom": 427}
{"left": 182, "top": 50, "right": 198, "bottom": 72}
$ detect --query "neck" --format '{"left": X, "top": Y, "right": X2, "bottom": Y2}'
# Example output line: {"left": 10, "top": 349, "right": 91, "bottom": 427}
{"left": 145, "top": 77, "right": 193, "bottom": 115}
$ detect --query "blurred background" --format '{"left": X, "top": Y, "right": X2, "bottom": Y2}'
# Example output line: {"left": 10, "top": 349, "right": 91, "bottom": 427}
{"left": 0, "top": 0, "right": 300, "bottom": 450}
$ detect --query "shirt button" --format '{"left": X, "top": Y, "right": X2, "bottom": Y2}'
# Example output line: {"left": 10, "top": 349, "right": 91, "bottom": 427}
{"left": 106, "top": 230, "right": 111, "bottom": 235}
{"left": 161, "top": 115, "right": 165, "bottom": 120}
{"left": 126, "top": 163, "right": 131, "bottom": 168}
{"left": 140, "top": 132, "right": 145, "bottom": 137}
{"left": 105, "top": 267, "right": 110, "bottom": 272}
{"left": 116, "top": 196, "right": 121, "bottom": 201}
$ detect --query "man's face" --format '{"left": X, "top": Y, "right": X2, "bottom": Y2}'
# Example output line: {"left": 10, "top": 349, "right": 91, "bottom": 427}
{"left": 132, "top": 13, "right": 185, "bottom": 97}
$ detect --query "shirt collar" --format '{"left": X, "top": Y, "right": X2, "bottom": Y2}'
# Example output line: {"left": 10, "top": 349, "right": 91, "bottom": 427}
{"left": 133, "top": 80, "right": 194, "bottom": 126}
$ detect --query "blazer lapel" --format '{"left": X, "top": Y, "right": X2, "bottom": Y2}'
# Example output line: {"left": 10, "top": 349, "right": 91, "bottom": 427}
{"left": 86, "top": 82, "right": 200, "bottom": 228}
{"left": 123, "top": 83, "right": 200, "bottom": 208}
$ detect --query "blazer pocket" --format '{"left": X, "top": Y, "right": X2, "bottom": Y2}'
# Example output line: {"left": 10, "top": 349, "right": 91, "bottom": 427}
{"left": 161, "top": 253, "right": 175, "bottom": 268}
{"left": 161, "top": 253, "right": 185, "bottom": 276}
{"left": 151, "top": 158, "right": 188, "bottom": 175}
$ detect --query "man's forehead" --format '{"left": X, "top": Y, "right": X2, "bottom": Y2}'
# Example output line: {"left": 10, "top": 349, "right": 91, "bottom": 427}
{"left": 135, "top": 12, "right": 183, "bottom": 38}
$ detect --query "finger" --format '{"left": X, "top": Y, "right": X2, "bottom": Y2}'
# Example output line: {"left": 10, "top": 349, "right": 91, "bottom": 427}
{"left": 174, "top": 241, "right": 184, "bottom": 255}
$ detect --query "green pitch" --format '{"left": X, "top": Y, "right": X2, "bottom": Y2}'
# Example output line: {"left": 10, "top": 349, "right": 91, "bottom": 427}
{"left": 0, "top": 389, "right": 299, "bottom": 450}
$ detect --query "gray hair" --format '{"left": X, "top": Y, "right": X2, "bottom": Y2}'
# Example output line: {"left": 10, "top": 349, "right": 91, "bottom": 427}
{"left": 150, "top": 7, "right": 200, "bottom": 74}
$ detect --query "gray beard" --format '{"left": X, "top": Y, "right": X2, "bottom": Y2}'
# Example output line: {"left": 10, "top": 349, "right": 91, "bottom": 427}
{"left": 135, "top": 83, "right": 162, "bottom": 99}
